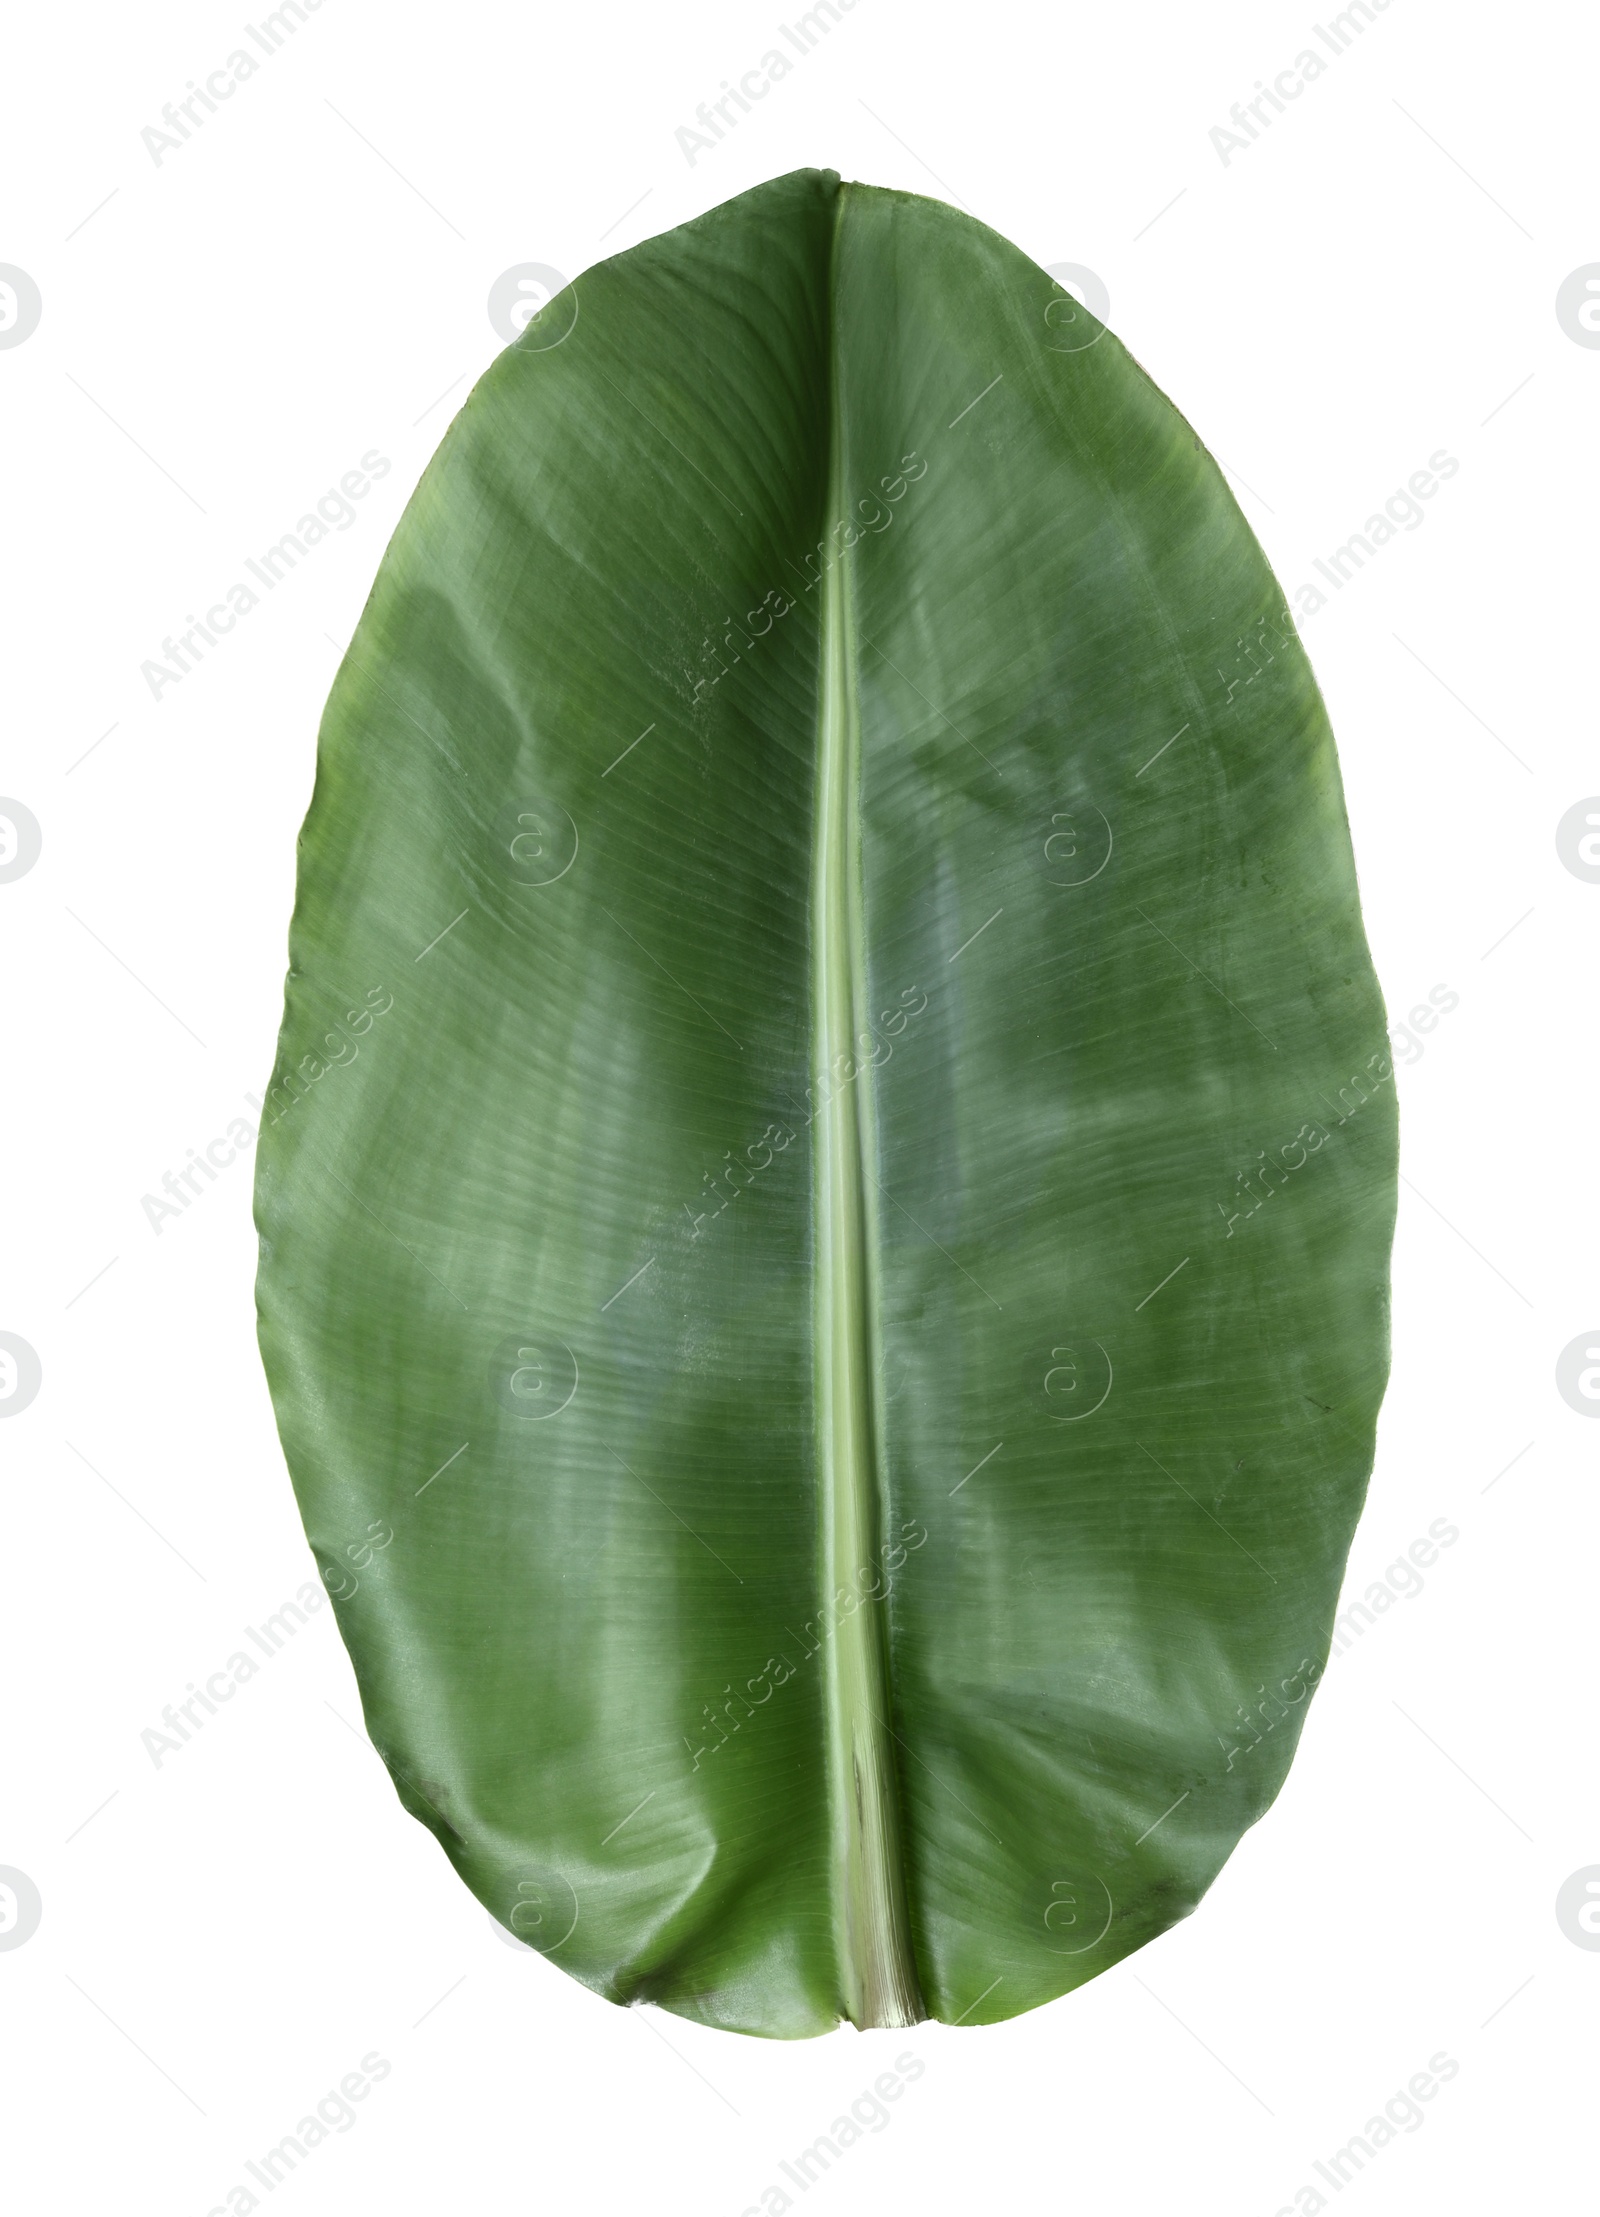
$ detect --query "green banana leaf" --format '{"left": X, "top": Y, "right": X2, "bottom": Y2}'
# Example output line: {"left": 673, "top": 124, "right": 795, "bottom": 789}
{"left": 254, "top": 167, "right": 1397, "bottom": 2037}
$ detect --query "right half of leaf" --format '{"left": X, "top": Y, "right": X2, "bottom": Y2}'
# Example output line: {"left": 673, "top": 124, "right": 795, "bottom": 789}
{"left": 836, "top": 185, "right": 1397, "bottom": 2024}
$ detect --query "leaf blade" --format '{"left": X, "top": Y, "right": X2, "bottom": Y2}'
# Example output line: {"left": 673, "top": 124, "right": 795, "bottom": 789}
{"left": 254, "top": 170, "right": 1396, "bottom": 2036}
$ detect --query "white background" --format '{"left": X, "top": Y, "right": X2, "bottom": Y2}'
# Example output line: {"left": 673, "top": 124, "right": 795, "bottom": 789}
{"left": 2, "top": 0, "right": 1594, "bottom": 2210}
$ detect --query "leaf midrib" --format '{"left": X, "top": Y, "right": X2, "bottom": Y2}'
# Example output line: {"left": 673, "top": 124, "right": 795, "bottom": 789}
{"left": 810, "top": 180, "right": 924, "bottom": 2030}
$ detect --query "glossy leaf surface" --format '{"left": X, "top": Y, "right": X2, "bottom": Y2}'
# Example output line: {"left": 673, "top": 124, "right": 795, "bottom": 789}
{"left": 254, "top": 169, "right": 1397, "bottom": 2037}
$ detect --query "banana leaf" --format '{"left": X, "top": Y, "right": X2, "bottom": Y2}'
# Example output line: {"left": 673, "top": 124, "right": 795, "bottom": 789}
{"left": 254, "top": 168, "right": 1397, "bottom": 2037}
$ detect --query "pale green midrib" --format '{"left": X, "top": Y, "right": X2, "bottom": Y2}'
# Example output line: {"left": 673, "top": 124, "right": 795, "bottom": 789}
{"left": 811, "top": 181, "right": 924, "bottom": 2031}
